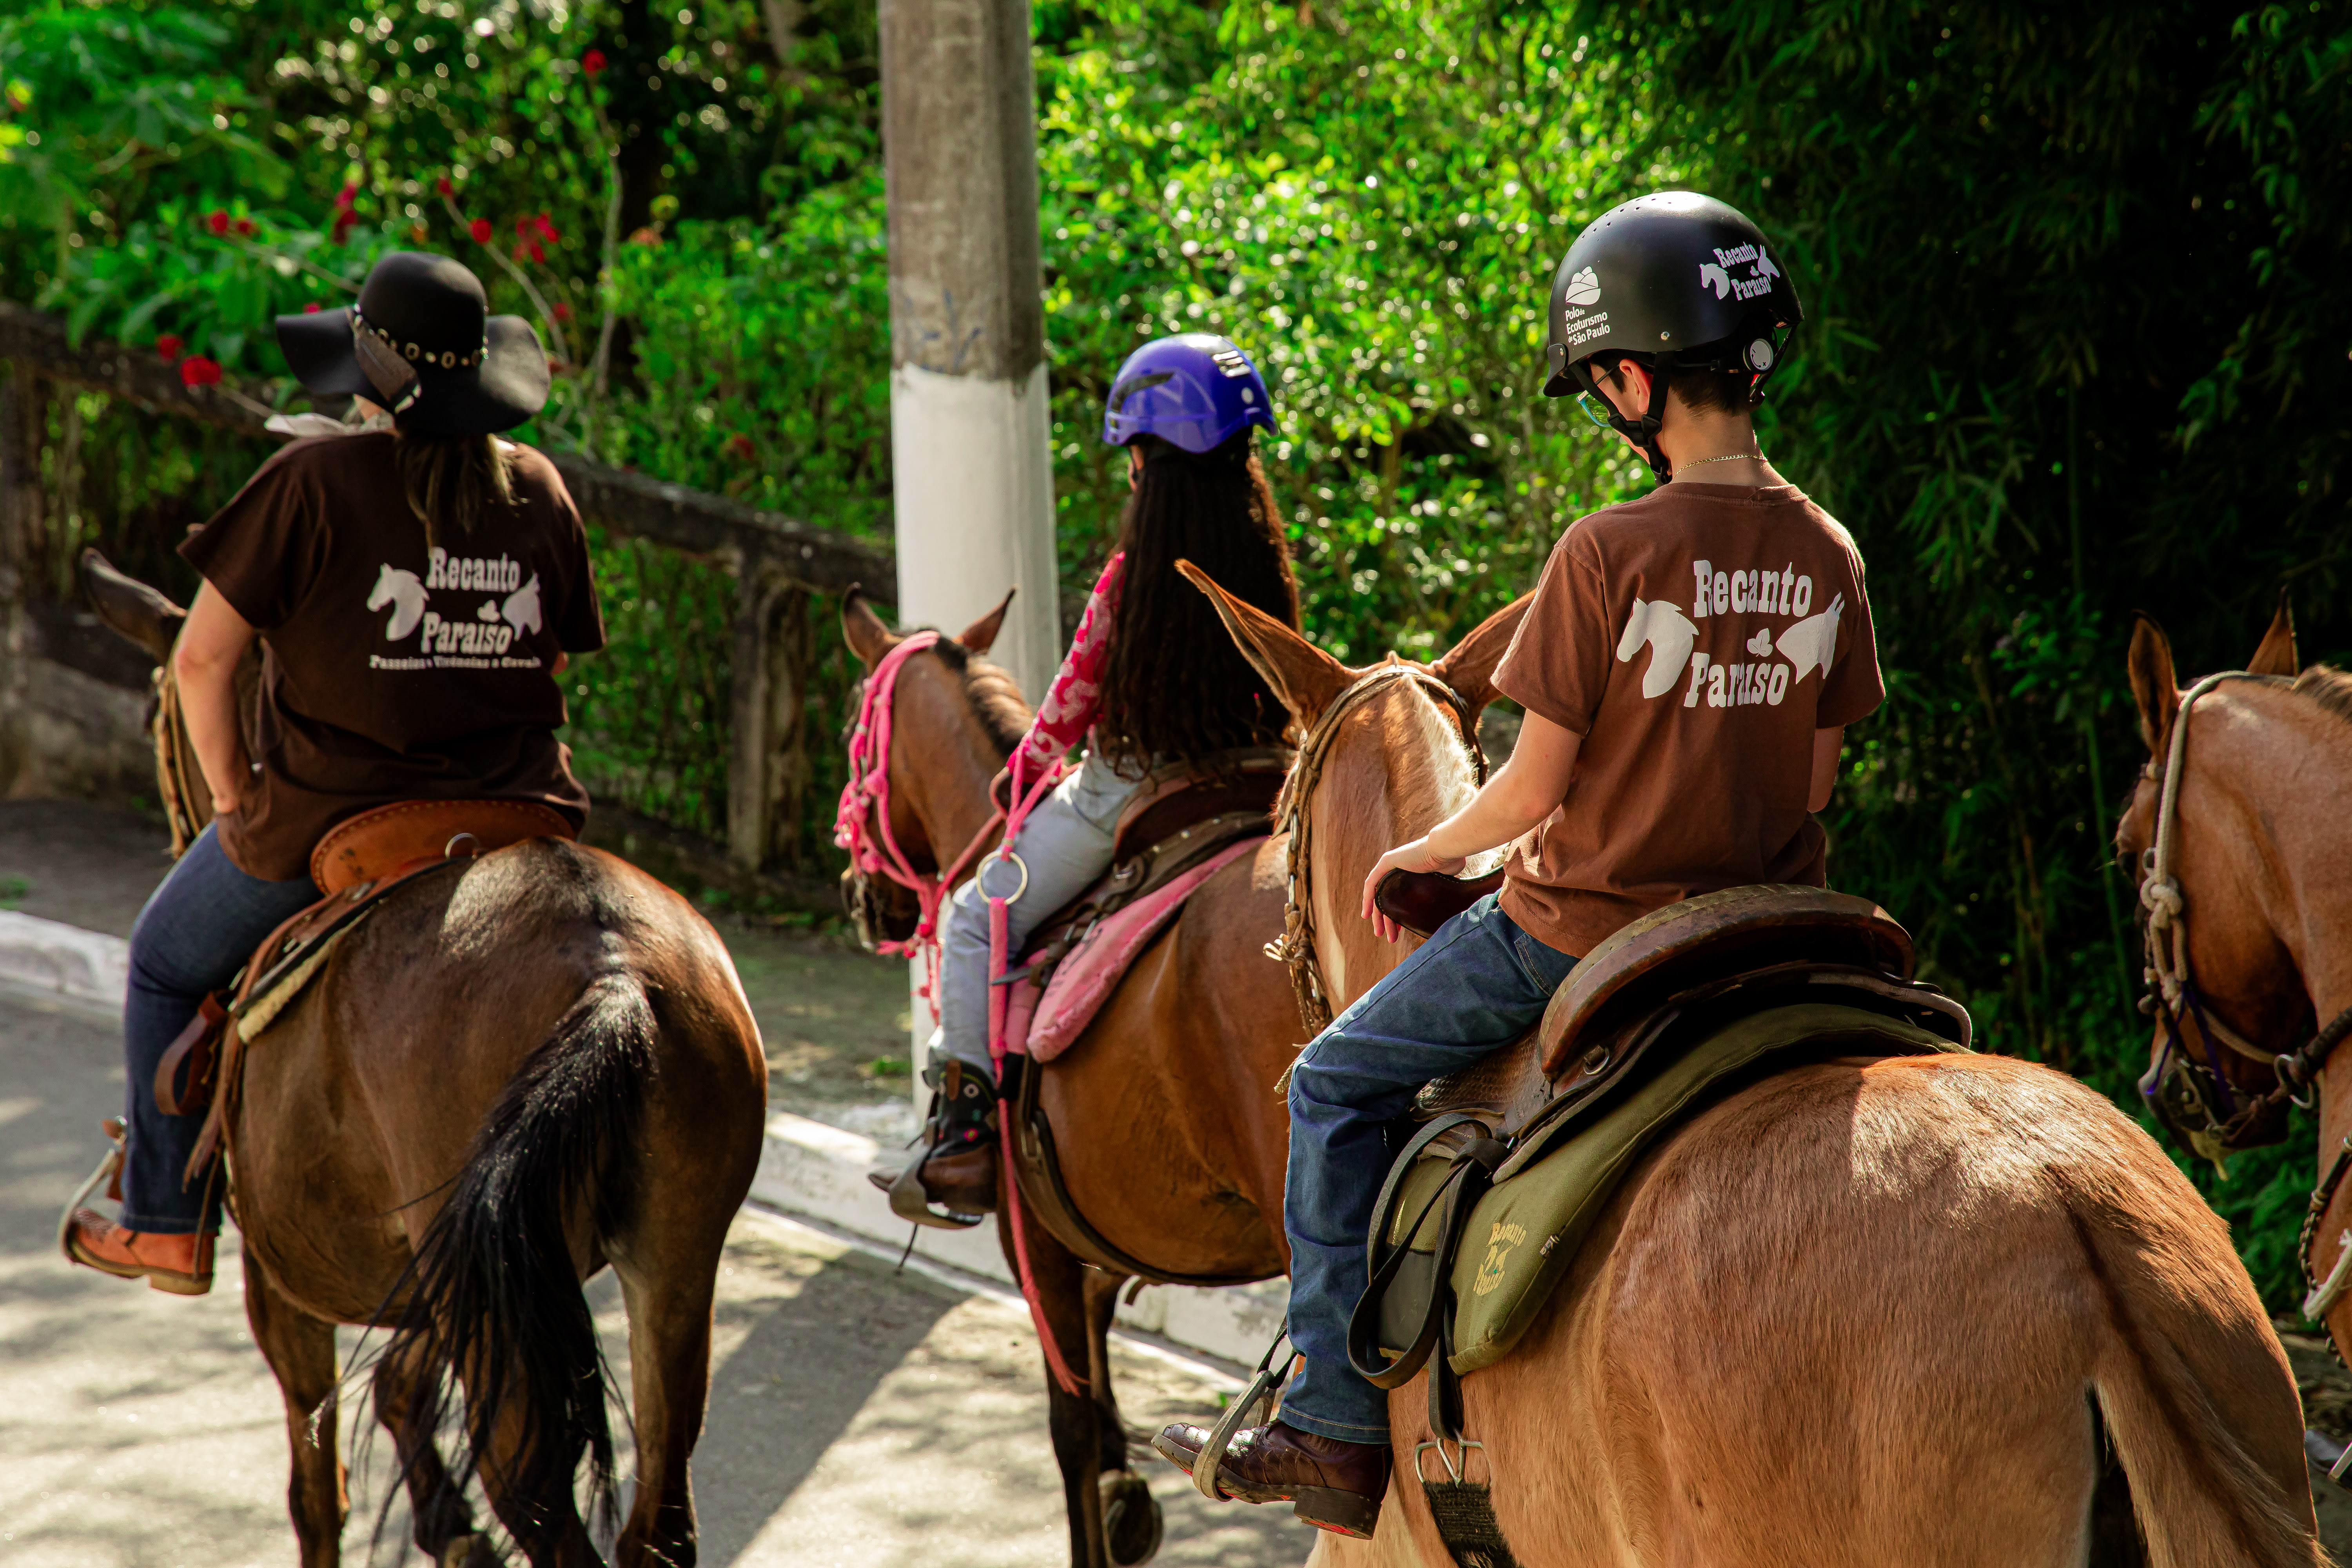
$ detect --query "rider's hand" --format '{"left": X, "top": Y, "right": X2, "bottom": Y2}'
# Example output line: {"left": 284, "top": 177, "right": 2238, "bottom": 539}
{"left": 1360, "top": 838, "right": 1466, "bottom": 944}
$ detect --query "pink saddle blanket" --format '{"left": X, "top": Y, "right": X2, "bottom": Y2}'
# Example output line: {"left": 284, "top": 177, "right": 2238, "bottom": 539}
{"left": 1002, "top": 835, "right": 1265, "bottom": 1063}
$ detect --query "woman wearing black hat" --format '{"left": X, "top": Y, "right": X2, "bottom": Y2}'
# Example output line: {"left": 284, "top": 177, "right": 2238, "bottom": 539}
{"left": 66, "top": 252, "right": 608, "bottom": 1295}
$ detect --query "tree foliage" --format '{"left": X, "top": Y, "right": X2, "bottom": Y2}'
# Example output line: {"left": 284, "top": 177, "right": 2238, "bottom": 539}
{"left": 8, "top": 0, "right": 2350, "bottom": 1298}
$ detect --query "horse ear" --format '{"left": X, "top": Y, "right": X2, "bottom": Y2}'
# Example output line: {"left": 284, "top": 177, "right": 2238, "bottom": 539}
{"left": 1430, "top": 592, "right": 1535, "bottom": 714}
{"left": 1174, "top": 559, "right": 1352, "bottom": 730}
{"left": 2246, "top": 587, "right": 2299, "bottom": 678}
{"left": 2127, "top": 613, "right": 2180, "bottom": 755}
{"left": 840, "top": 585, "right": 900, "bottom": 670}
{"left": 79, "top": 548, "right": 184, "bottom": 666}
{"left": 956, "top": 587, "right": 1016, "bottom": 656}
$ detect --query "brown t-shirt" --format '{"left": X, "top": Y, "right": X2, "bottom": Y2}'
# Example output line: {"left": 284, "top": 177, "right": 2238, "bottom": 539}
{"left": 1490, "top": 481, "right": 1882, "bottom": 956}
{"left": 180, "top": 432, "right": 605, "bottom": 882}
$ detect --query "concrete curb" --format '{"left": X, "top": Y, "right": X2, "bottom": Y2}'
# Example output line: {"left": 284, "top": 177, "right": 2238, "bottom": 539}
{"left": 0, "top": 908, "right": 1289, "bottom": 1367}
{"left": 0, "top": 909, "right": 131, "bottom": 1014}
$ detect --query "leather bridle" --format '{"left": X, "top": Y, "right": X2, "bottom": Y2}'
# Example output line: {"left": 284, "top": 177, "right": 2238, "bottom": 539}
{"left": 2131, "top": 668, "right": 2352, "bottom": 1335}
{"left": 1267, "top": 662, "right": 1486, "bottom": 1034}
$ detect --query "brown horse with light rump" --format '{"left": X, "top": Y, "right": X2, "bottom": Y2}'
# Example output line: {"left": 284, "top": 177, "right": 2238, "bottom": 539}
{"left": 1174, "top": 566, "right": 2321, "bottom": 1568}
{"left": 82, "top": 552, "right": 769, "bottom": 1568}
{"left": 2118, "top": 601, "right": 2352, "bottom": 1433}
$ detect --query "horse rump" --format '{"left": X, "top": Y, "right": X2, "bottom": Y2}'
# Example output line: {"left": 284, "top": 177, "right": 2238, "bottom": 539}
{"left": 378, "top": 972, "right": 657, "bottom": 1558}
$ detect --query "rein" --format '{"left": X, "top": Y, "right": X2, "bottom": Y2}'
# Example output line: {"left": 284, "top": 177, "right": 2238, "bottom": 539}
{"left": 2132, "top": 668, "right": 2352, "bottom": 1354}
{"left": 832, "top": 631, "right": 1001, "bottom": 1003}
{"left": 1268, "top": 662, "right": 1486, "bottom": 1035}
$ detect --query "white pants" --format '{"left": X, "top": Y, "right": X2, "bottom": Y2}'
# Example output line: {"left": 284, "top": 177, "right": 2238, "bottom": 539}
{"left": 933, "top": 751, "right": 1149, "bottom": 1076}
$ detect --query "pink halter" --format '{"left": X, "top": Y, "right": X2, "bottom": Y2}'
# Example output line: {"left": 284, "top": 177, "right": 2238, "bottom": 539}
{"left": 832, "top": 631, "right": 995, "bottom": 1003}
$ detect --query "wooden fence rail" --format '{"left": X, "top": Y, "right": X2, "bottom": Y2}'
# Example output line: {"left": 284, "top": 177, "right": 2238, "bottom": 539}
{"left": 0, "top": 300, "right": 893, "bottom": 873}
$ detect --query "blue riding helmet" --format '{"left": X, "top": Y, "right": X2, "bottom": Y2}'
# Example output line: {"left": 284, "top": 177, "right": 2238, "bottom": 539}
{"left": 1100, "top": 333, "right": 1276, "bottom": 453}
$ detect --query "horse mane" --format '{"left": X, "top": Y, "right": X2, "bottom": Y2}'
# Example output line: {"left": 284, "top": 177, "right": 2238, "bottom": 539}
{"left": 927, "top": 638, "right": 1032, "bottom": 757}
{"left": 2291, "top": 664, "right": 2352, "bottom": 728}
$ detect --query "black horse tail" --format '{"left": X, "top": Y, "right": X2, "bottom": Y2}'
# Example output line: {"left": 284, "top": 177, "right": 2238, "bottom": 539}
{"left": 382, "top": 972, "right": 656, "bottom": 1557}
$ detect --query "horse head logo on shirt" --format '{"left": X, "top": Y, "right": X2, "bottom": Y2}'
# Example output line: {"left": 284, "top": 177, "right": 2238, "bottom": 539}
{"left": 368, "top": 564, "right": 429, "bottom": 641}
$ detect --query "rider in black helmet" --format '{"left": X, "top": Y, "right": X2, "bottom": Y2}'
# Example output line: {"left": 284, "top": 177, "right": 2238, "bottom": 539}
{"left": 1157, "top": 192, "right": 1880, "bottom": 1541}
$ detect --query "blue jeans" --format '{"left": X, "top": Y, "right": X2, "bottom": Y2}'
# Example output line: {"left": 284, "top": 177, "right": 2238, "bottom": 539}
{"left": 122, "top": 823, "right": 320, "bottom": 1234}
{"left": 1279, "top": 894, "right": 1575, "bottom": 1442}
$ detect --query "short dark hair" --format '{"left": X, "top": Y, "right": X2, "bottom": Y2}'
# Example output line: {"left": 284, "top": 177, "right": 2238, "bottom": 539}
{"left": 1591, "top": 354, "right": 1760, "bottom": 418}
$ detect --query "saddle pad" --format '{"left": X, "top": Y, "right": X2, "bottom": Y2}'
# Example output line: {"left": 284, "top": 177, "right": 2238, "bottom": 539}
{"left": 1389, "top": 1002, "right": 1962, "bottom": 1376}
{"left": 1004, "top": 835, "right": 1264, "bottom": 1063}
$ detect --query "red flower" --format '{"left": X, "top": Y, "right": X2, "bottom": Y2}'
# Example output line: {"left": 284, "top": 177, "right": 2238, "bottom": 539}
{"left": 534, "top": 212, "right": 559, "bottom": 241}
{"left": 583, "top": 49, "right": 607, "bottom": 76}
{"left": 514, "top": 218, "right": 531, "bottom": 238}
{"left": 469, "top": 217, "right": 493, "bottom": 244}
{"left": 331, "top": 211, "right": 356, "bottom": 245}
{"left": 332, "top": 184, "right": 358, "bottom": 211}
{"left": 233, "top": 216, "right": 255, "bottom": 237}
{"left": 155, "top": 334, "right": 183, "bottom": 360}
{"left": 205, "top": 209, "right": 229, "bottom": 236}
{"left": 179, "top": 356, "right": 223, "bottom": 388}
{"left": 528, "top": 241, "right": 546, "bottom": 263}
{"left": 552, "top": 301, "right": 573, "bottom": 322}
{"left": 435, "top": 176, "right": 454, "bottom": 197}
{"left": 303, "top": 303, "right": 323, "bottom": 314}
{"left": 726, "top": 433, "right": 757, "bottom": 463}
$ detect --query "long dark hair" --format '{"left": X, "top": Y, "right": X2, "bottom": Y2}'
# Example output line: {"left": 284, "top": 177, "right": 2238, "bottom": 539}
{"left": 1094, "top": 432, "right": 1301, "bottom": 770}
{"left": 394, "top": 430, "right": 517, "bottom": 550}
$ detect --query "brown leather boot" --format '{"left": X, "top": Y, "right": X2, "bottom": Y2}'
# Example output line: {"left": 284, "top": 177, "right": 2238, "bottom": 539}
{"left": 867, "top": 1060, "right": 999, "bottom": 1227}
{"left": 64, "top": 1210, "right": 215, "bottom": 1296}
{"left": 1152, "top": 1418, "right": 1389, "bottom": 1538}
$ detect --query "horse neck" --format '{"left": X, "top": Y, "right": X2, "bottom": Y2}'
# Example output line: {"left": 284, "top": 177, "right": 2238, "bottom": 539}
{"left": 887, "top": 655, "right": 1025, "bottom": 873}
{"left": 2179, "top": 684, "right": 2352, "bottom": 1036}
{"left": 1308, "top": 678, "right": 1482, "bottom": 1011}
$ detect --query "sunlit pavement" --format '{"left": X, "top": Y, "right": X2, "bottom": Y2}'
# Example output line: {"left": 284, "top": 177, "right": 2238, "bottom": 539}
{"left": 0, "top": 989, "right": 1315, "bottom": 1566}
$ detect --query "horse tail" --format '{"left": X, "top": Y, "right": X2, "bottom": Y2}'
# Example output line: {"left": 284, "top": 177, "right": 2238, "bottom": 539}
{"left": 2074, "top": 1204, "right": 2325, "bottom": 1568}
{"left": 381, "top": 971, "right": 657, "bottom": 1557}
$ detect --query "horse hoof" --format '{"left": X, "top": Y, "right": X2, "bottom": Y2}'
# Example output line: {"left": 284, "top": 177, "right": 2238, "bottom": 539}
{"left": 1102, "top": 1468, "right": 1164, "bottom": 1566}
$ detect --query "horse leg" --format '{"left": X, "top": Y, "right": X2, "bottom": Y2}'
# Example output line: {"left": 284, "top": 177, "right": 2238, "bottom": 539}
{"left": 1083, "top": 1269, "right": 1164, "bottom": 1568}
{"left": 1017, "top": 1216, "right": 1116, "bottom": 1568}
{"left": 244, "top": 1252, "right": 348, "bottom": 1568}
{"left": 374, "top": 1337, "right": 496, "bottom": 1567}
{"left": 461, "top": 1360, "right": 601, "bottom": 1567}
{"left": 610, "top": 1229, "right": 727, "bottom": 1567}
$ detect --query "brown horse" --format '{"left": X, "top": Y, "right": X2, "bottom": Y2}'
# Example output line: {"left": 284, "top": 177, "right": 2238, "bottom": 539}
{"left": 2119, "top": 603, "right": 2352, "bottom": 1389}
{"left": 81, "top": 551, "right": 769, "bottom": 1568}
{"left": 838, "top": 587, "right": 1509, "bottom": 1567}
{"left": 1175, "top": 568, "right": 2323, "bottom": 1568}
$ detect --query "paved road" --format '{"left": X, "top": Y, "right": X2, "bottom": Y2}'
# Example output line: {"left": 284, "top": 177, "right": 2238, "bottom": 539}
{"left": 0, "top": 986, "right": 1316, "bottom": 1566}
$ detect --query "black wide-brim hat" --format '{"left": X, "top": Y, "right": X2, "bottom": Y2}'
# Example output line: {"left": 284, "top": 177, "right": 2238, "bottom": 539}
{"left": 275, "top": 251, "right": 549, "bottom": 436}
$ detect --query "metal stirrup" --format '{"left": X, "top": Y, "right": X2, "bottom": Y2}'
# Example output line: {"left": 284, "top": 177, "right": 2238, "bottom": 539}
{"left": 1193, "top": 1328, "right": 1291, "bottom": 1502}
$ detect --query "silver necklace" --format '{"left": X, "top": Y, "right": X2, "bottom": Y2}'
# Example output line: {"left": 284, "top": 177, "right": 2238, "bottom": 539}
{"left": 1683, "top": 449, "right": 1766, "bottom": 467}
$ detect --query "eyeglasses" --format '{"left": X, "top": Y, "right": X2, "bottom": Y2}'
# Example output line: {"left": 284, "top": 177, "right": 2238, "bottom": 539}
{"left": 1574, "top": 392, "right": 1615, "bottom": 432}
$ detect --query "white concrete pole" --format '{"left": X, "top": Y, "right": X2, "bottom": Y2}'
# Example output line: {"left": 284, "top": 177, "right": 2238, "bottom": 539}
{"left": 878, "top": 0, "right": 1059, "bottom": 1078}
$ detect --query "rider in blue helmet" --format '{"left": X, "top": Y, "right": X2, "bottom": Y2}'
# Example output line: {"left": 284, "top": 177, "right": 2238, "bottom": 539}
{"left": 875, "top": 332, "right": 1298, "bottom": 1222}
{"left": 1102, "top": 332, "right": 1279, "bottom": 452}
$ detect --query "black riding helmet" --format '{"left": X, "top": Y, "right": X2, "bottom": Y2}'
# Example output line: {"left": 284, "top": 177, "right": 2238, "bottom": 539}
{"left": 1541, "top": 191, "right": 1804, "bottom": 479}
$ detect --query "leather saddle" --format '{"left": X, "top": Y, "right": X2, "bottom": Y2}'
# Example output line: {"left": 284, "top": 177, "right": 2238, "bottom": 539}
{"left": 1404, "top": 881, "right": 1965, "bottom": 1141}
{"left": 154, "top": 799, "right": 577, "bottom": 1167}
{"left": 1348, "top": 884, "right": 1972, "bottom": 1434}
